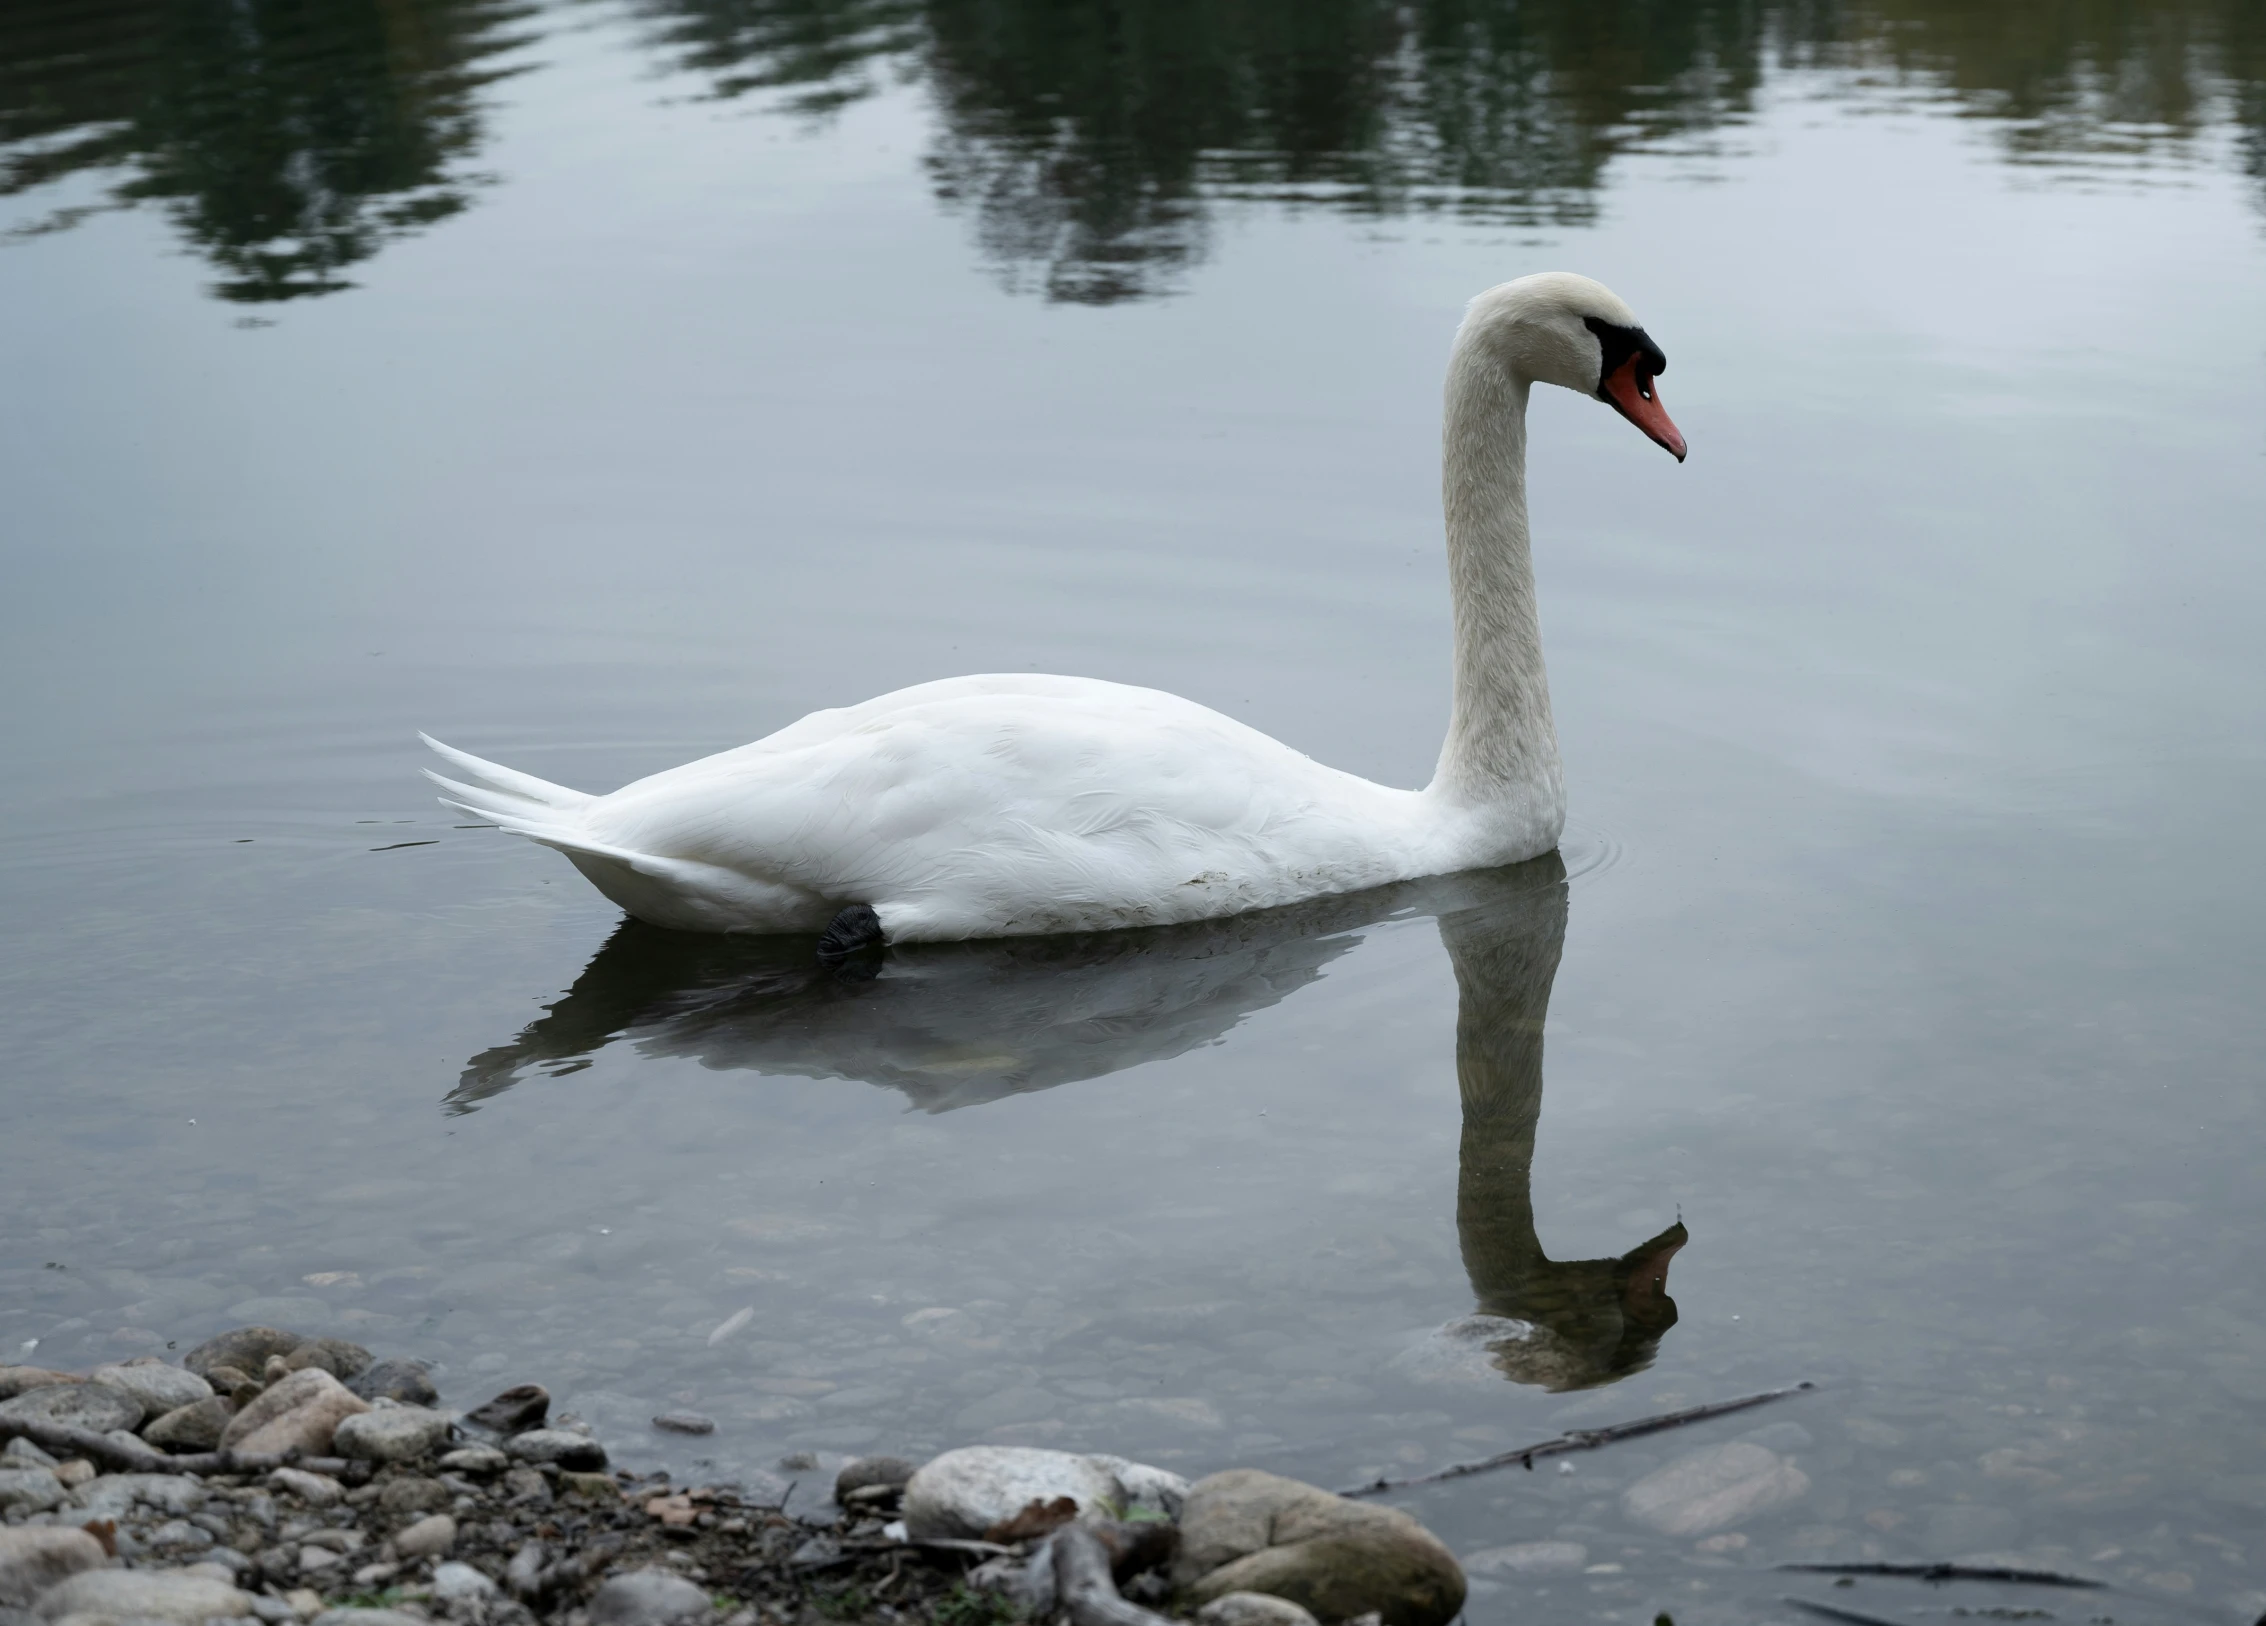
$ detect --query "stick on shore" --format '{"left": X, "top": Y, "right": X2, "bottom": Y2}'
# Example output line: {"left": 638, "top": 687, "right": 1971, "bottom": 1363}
{"left": 1047, "top": 1524, "right": 1176, "bottom": 1626}
{"left": 0, "top": 1413, "right": 361, "bottom": 1480}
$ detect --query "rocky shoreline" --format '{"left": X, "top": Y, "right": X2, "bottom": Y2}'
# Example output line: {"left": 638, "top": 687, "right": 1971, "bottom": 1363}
{"left": 1, "top": 1329, "right": 1465, "bottom": 1626}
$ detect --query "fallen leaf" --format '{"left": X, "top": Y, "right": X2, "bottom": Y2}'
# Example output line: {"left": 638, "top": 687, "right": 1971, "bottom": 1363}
{"left": 984, "top": 1496, "right": 1079, "bottom": 1544}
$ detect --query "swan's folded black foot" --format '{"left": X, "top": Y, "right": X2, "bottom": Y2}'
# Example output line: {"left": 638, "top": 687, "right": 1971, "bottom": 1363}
{"left": 816, "top": 903, "right": 885, "bottom": 968}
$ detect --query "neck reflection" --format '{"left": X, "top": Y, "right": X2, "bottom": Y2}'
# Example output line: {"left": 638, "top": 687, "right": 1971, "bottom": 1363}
{"left": 1435, "top": 864, "right": 1685, "bottom": 1392}
{"left": 457, "top": 856, "right": 1683, "bottom": 1390}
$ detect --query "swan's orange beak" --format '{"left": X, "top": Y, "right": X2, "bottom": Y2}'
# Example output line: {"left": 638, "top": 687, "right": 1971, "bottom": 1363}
{"left": 1601, "top": 357, "right": 1686, "bottom": 462}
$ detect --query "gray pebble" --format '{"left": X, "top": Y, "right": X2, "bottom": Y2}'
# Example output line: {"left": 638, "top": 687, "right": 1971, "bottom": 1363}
{"left": 432, "top": 1458, "right": 505, "bottom": 1485}
{"left": 343, "top": 1360, "right": 437, "bottom": 1408}
{"left": 0, "top": 1526, "right": 105, "bottom": 1608}
{"left": 72, "top": 1474, "right": 207, "bottom": 1519}
{"left": 90, "top": 1361, "right": 212, "bottom": 1417}
{"left": 431, "top": 1561, "right": 498, "bottom": 1603}
{"left": 144, "top": 1398, "right": 231, "bottom": 1453}
{"left": 0, "top": 1385, "right": 142, "bottom": 1436}
{"left": 29, "top": 1566, "right": 251, "bottom": 1622}
{"left": 649, "top": 1413, "right": 714, "bottom": 1436}
{"left": 282, "top": 1340, "right": 373, "bottom": 1382}
{"left": 436, "top": 1449, "right": 506, "bottom": 1477}
{"left": 504, "top": 1430, "right": 605, "bottom": 1471}
{"left": 145, "top": 1520, "right": 213, "bottom": 1550}
{"left": 499, "top": 1468, "right": 550, "bottom": 1509}
{"left": 332, "top": 1408, "right": 451, "bottom": 1465}
{"left": 184, "top": 1329, "right": 307, "bottom": 1379}
{"left": 0, "top": 1474, "right": 63, "bottom": 1517}
{"left": 834, "top": 1456, "right": 916, "bottom": 1504}
{"left": 788, "top": 1535, "right": 838, "bottom": 1566}
{"left": 268, "top": 1470, "right": 343, "bottom": 1508}
{"left": 376, "top": 1478, "right": 450, "bottom": 1517}
{"left": 463, "top": 1386, "right": 548, "bottom": 1435}
{"left": 392, "top": 1514, "right": 455, "bottom": 1560}
{"left": 587, "top": 1569, "right": 712, "bottom": 1626}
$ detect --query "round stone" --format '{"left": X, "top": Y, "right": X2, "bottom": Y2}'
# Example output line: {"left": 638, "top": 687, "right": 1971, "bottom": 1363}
{"left": 0, "top": 1382, "right": 142, "bottom": 1434}
{"left": 91, "top": 1361, "right": 212, "bottom": 1417}
{"left": 505, "top": 1429, "right": 606, "bottom": 1471}
{"left": 587, "top": 1569, "right": 712, "bottom": 1626}
{"left": 183, "top": 1327, "right": 310, "bottom": 1378}
{"left": 332, "top": 1407, "right": 452, "bottom": 1464}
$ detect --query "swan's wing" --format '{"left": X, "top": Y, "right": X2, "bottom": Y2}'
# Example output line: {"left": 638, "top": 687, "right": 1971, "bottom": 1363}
{"left": 575, "top": 677, "right": 1421, "bottom": 938}
{"left": 672, "top": 673, "right": 1139, "bottom": 762}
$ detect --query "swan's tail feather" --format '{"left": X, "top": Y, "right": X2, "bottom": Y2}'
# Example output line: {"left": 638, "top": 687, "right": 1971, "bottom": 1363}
{"left": 418, "top": 734, "right": 593, "bottom": 813}
{"left": 429, "top": 793, "right": 698, "bottom": 886}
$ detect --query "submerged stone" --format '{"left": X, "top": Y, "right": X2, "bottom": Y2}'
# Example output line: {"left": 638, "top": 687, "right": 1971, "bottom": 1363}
{"left": 1620, "top": 1442, "right": 1810, "bottom": 1537}
{"left": 1174, "top": 1469, "right": 1464, "bottom": 1626}
{"left": 183, "top": 1329, "right": 306, "bottom": 1382}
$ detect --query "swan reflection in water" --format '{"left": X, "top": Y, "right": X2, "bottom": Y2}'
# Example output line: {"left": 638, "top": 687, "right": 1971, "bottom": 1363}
{"left": 456, "top": 855, "right": 1683, "bottom": 1391}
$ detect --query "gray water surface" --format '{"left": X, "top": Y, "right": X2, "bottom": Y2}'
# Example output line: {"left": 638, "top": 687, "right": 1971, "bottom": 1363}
{"left": 5, "top": 4, "right": 2266, "bottom": 1623}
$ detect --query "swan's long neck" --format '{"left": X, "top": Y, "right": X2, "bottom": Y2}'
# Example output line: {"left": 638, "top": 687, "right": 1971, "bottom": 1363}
{"left": 1428, "top": 334, "right": 1563, "bottom": 822}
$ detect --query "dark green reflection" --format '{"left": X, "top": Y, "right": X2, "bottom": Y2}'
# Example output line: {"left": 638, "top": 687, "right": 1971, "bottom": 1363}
{"left": 453, "top": 857, "right": 1684, "bottom": 1390}
{"left": 0, "top": 0, "right": 527, "bottom": 301}
{"left": 6, "top": 0, "right": 2261, "bottom": 305}
{"left": 643, "top": 0, "right": 2266, "bottom": 301}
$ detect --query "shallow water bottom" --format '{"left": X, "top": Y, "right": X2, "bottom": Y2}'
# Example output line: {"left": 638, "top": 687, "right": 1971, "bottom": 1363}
{"left": 5, "top": 749, "right": 2264, "bottom": 1626}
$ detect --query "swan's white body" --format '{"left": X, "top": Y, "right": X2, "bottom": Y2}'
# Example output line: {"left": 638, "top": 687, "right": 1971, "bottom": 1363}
{"left": 427, "top": 274, "right": 1681, "bottom": 942}
{"left": 426, "top": 675, "right": 1549, "bottom": 938}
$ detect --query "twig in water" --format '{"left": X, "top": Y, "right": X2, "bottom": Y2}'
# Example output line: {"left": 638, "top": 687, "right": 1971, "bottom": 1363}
{"left": 1779, "top": 1562, "right": 2104, "bottom": 1590}
{"left": 1781, "top": 1596, "right": 1906, "bottom": 1626}
{"left": 1339, "top": 1381, "right": 1816, "bottom": 1497}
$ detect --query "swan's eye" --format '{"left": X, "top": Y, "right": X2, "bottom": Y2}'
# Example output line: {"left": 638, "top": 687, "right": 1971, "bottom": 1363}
{"left": 1583, "top": 315, "right": 1667, "bottom": 397}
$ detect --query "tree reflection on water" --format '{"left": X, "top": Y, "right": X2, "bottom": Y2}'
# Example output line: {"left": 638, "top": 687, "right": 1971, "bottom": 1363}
{"left": 638, "top": 0, "right": 2266, "bottom": 301}
{"left": 0, "top": 0, "right": 530, "bottom": 301}
{"left": 4, "top": 0, "right": 2260, "bottom": 299}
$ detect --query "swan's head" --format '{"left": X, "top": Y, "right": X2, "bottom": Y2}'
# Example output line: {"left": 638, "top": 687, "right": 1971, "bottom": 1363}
{"left": 1461, "top": 272, "right": 1686, "bottom": 461}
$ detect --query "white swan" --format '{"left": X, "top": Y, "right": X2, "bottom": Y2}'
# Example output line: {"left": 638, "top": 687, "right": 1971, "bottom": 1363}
{"left": 424, "top": 273, "right": 1684, "bottom": 947}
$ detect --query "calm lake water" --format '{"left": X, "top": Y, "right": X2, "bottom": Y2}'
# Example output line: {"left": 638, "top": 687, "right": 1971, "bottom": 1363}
{"left": 6, "top": 2, "right": 2266, "bottom": 1621}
